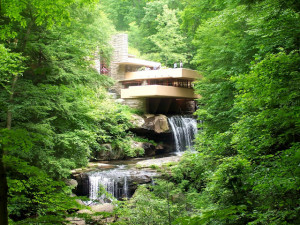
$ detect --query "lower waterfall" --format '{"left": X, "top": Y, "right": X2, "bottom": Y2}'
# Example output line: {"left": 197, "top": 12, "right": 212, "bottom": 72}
{"left": 168, "top": 115, "right": 198, "bottom": 152}
{"left": 79, "top": 115, "right": 198, "bottom": 204}
{"left": 85, "top": 165, "right": 156, "bottom": 204}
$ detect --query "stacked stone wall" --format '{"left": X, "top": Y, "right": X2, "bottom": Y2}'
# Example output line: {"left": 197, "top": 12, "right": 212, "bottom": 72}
{"left": 109, "top": 34, "right": 129, "bottom": 95}
{"left": 123, "top": 99, "right": 146, "bottom": 113}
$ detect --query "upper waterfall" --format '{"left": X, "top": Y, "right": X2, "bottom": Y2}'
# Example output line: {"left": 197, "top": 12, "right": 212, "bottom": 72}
{"left": 168, "top": 115, "right": 198, "bottom": 152}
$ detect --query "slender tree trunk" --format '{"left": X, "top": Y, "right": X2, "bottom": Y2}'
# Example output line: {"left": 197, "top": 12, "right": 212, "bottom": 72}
{"left": 6, "top": 75, "right": 19, "bottom": 129}
{"left": 0, "top": 149, "right": 8, "bottom": 225}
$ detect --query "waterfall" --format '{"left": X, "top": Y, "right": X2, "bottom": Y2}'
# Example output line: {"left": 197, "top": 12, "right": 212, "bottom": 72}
{"left": 123, "top": 176, "right": 128, "bottom": 199}
{"left": 87, "top": 167, "right": 129, "bottom": 203}
{"left": 168, "top": 115, "right": 198, "bottom": 152}
{"left": 85, "top": 166, "right": 156, "bottom": 204}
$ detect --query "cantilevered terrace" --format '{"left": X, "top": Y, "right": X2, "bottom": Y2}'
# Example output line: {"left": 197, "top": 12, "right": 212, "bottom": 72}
{"left": 120, "top": 68, "right": 201, "bottom": 99}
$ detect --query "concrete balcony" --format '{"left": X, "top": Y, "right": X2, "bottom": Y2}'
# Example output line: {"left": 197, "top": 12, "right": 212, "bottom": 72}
{"left": 121, "top": 85, "right": 199, "bottom": 99}
{"left": 123, "top": 68, "right": 201, "bottom": 81}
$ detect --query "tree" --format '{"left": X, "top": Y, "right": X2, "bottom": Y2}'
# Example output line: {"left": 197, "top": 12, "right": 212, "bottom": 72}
{"left": 169, "top": 0, "right": 300, "bottom": 224}
{"left": 0, "top": 0, "right": 127, "bottom": 222}
{"left": 148, "top": 5, "right": 187, "bottom": 66}
{"left": 231, "top": 51, "right": 300, "bottom": 224}
{"left": 100, "top": 0, "right": 148, "bottom": 31}
{"left": 0, "top": 45, "right": 25, "bottom": 225}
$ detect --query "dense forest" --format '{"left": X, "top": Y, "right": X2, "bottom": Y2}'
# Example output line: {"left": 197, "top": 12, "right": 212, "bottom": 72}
{"left": 0, "top": 0, "right": 299, "bottom": 224}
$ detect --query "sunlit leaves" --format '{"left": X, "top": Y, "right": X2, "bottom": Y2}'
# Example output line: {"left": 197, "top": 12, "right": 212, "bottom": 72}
{"left": 148, "top": 5, "right": 187, "bottom": 66}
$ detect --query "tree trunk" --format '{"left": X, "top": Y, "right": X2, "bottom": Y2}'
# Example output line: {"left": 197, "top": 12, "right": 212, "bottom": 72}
{"left": 0, "top": 149, "right": 8, "bottom": 225}
{"left": 6, "top": 75, "right": 19, "bottom": 129}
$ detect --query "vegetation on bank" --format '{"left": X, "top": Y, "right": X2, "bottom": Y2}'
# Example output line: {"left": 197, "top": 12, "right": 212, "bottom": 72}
{"left": 0, "top": 0, "right": 137, "bottom": 224}
{"left": 0, "top": 0, "right": 299, "bottom": 224}
{"left": 105, "top": 0, "right": 300, "bottom": 224}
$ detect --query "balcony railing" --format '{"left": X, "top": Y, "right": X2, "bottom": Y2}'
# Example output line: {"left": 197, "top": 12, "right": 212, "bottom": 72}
{"left": 122, "top": 78, "right": 194, "bottom": 89}
{"left": 123, "top": 68, "right": 201, "bottom": 81}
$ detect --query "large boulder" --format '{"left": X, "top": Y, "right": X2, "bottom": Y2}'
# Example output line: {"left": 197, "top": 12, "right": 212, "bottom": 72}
{"left": 130, "top": 114, "right": 170, "bottom": 134}
{"left": 130, "top": 114, "right": 145, "bottom": 128}
{"left": 131, "top": 141, "right": 156, "bottom": 156}
{"left": 143, "top": 114, "right": 170, "bottom": 133}
{"left": 90, "top": 203, "right": 114, "bottom": 213}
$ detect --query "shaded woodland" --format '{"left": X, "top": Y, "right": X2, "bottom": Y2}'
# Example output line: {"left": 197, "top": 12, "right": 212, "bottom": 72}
{"left": 0, "top": 0, "right": 299, "bottom": 224}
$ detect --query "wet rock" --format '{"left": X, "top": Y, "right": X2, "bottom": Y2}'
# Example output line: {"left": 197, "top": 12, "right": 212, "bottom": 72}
{"left": 144, "top": 114, "right": 155, "bottom": 119}
{"left": 130, "top": 173, "right": 153, "bottom": 184}
{"left": 87, "top": 162, "right": 115, "bottom": 170}
{"left": 130, "top": 114, "right": 145, "bottom": 127}
{"left": 95, "top": 144, "right": 126, "bottom": 160}
{"left": 142, "top": 114, "right": 170, "bottom": 133}
{"left": 142, "top": 142, "right": 156, "bottom": 156}
{"left": 131, "top": 141, "right": 156, "bottom": 156}
{"left": 72, "top": 173, "right": 89, "bottom": 196}
{"left": 65, "top": 179, "right": 78, "bottom": 188}
{"left": 66, "top": 217, "right": 86, "bottom": 225}
{"left": 77, "top": 209, "right": 93, "bottom": 214}
{"left": 90, "top": 203, "right": 114, "bottom": 213}
{"left": 136, "top": 155, "right": 181, "bottom": 168}
{"left": 130, "top": 114, "right": 171, "bottom": 134}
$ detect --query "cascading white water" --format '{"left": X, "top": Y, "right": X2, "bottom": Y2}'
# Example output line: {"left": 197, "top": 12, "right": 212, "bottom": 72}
{"left": 168, "top": 115, "right": 198, "bottom": 152}
{"left": 123, "top": 176, "right": 128, "bottom": 199}
{"left": 85, "top": 166, "right": 156, "bottom": 204}
{"left": 87, "top": 167, "right": 129, "bottom": 203}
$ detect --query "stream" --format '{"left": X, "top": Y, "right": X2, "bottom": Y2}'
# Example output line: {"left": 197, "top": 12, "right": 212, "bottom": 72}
{"left": 74, "top": 115, "right": 198, "bottom": 204}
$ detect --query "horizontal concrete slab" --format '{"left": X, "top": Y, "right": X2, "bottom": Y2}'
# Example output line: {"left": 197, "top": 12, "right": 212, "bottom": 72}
{"left": 121, "top": 85, "right": 200, "bottom": 99}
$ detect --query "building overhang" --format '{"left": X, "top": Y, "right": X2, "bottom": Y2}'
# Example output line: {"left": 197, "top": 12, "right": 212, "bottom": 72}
{"left": 121, "top": 85, "right": 201, "bottom": 99}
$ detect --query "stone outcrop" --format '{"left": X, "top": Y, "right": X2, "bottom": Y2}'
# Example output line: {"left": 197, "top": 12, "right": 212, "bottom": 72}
{"left": 94, "top": 144, "right": 125, "bottom": 161}
{"left": 131, "top": 114, "right": 170, "bottom": 134}
{"left": 130, "top": 114, "right": 174, "bottom": 154}
{"left": 136, "top": 155, "right": 182, "bottom": 168}
{"left": 73, "top": 173, "right": 89, "bottom": 196}
{"left": 144, "top": 114, "right": 170, "bottom": 133}
{"left": 131, "top": 141, "right": 165, "bottom": 156}
{"left": 90, "top": 203, "right": 114, "bottom": 213}
{"left": 90, "top": 114, "right": 174, "bottom": 161}
{"left": 66, "top": 204, "right": 115, "bottom": 224}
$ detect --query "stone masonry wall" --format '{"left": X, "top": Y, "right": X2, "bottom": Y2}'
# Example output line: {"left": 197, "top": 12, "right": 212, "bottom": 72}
{"left": 124, "top": 99, "right": 146, "bottom": 113}
{"left": 109, "top": 34, "right": 129, "bottom": 95}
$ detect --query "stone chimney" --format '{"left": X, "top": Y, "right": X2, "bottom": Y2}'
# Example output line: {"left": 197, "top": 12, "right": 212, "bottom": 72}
{"left": 109, "top": 34, "right": 129, "bottom": 95}
{"left": 111, "top": 33, "right": 128, "bottom": 63}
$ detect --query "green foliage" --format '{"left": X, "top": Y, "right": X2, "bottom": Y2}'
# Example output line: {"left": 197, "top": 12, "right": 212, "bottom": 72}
{"left": 0, "top": 0, "right": 138, "bottom": 222}
{"left": 169, "top": 1, "right": 300, "bottom": 224}
{"left": 148, "top": 5, "right": 187, "bottom": 66}
{"left": 133, "top": 136, "right": 157, "bottom": 147}
{"left": 100, "top": 0, "right": 148, "bottom": 31}
{"left": 102, "top": 0, "right": 191, "bottom": 67}
{"left": 0, "top": 45, "right": 26, "bottom": 92}
{"left": 232, "top": 51, "right": 300, "bottom": 157}
{"left": 116, "top": 181, "right": 188, "bottom": 225}
{"left": 0, "top": 0, "right": 98, "bottom": 40}
{"left": 3, "top": 154, "right": 79, "bottom": 221}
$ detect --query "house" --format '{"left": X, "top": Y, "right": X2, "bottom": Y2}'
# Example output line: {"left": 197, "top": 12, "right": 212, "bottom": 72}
{"left": 109, "top": 34, "right": 202, "bottom": 114}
